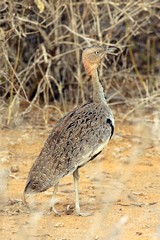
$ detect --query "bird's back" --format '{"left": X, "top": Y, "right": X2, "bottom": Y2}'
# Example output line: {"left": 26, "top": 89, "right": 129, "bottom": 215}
{"left": 24, "top": 101, "right": 114, "bottom": 194}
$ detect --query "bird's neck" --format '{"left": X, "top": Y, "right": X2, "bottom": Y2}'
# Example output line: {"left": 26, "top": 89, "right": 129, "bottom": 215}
{"left": 91, "top": 69, "right": 106, "bottom": 104}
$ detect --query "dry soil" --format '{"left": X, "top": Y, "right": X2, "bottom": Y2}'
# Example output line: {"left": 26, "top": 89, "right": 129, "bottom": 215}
{"left": 0, "top": 119, "right": 160, "bottom": 240}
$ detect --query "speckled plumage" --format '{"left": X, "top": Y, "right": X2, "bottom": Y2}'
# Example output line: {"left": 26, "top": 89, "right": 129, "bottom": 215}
{"left": 23, "top": 46, "right": 115, "bottom": 216}
{"left": 24, "top": 102, "right": 113, "bottom": 193}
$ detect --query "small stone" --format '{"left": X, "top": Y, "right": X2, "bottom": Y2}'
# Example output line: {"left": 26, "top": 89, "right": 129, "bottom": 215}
{"left": 10, "top": 166, "right": 19, "bottom": 173}
{"left": 113, "top": 134, "right": 123, "bottom": 140}
{"left": 0, "top": 156, "right": 9, "bottom": 163}
{"left": 54, "top": 222, "right": 64, "bottom": 228}
{"left": 85, "top": 175, "right": 90, "bottom": 178}
{"left": 145, "top": 152, "right": 153, "bottom": 158}
{"left": 140, "top": 161, "right": 153, "bottom": 166}
{"left": 9, "top": 198, "right": 21, "bottom": 205}
{"left": 119, "top": 157, "right": 130, "bottom": 164}
{"left": 131, "top": 138, "right": 141, "bottom": 144}
{"left": 132, "top": 191, "right": 145, "bottom": 196}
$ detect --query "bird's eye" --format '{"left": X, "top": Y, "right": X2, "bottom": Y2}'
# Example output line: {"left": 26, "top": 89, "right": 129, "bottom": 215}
{"left": 95, "top": 51, "right": 99, "bottom": 55}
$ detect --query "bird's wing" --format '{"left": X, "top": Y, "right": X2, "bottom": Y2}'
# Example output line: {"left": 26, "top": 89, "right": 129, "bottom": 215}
{"left": 25, "top": 102, "right": 114, "bottom": 193}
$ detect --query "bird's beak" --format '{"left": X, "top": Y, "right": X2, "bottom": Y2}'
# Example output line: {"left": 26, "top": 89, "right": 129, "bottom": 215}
{"left": 106, "top": 47, "right": 119, "bottom": 55}
{"left": 100, "top": 47, "right": 118, "bottom": 60}
{"left": 106, "top": 47, "right": 116, "bottom": 53}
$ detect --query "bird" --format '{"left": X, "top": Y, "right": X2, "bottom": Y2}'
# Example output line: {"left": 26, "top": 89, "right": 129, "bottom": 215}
{"left": 23, "top": 45, "right": 115, "bottom": 216}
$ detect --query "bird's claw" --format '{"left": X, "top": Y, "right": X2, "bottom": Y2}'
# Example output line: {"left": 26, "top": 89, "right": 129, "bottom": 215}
{"left": 50, "top": 206, "right": 61, "bottom": 217}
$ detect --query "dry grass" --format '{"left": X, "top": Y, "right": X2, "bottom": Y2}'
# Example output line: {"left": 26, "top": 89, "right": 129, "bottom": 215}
{"left": 0, "top": 0, "right": 159, "bottom": 126}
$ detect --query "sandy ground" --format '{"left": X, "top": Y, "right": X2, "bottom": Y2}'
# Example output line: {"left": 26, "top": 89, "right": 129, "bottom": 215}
{"left": 0, "top": 119, "right": 160, "bottom": 240}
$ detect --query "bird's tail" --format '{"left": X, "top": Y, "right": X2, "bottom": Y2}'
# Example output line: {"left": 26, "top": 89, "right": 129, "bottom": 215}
{"left": 22, "top": 180, "right": 35, "bottom": 204}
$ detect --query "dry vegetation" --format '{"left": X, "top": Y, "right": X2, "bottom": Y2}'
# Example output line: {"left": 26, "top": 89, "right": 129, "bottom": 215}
{"left": 0, "top": 0, "right": 159, "bottom": 126}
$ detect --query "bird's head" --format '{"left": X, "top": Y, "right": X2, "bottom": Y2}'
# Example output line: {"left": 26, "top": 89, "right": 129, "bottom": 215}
{"left": 82, "top": 46, "right": 114, "bottom": 76}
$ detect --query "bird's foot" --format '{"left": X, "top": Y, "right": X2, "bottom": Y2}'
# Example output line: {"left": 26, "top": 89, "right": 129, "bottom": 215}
{"left": 50, "top": 205, "right": 61, "bottom": 217}
{"left": 49, "top": 198, "right": 61, "bottom": 216}
{"left": 76, "top": 209, "right": 93, "bottom": 217}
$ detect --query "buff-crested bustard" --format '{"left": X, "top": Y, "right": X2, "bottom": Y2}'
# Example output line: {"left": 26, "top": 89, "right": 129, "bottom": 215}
{"left": 23, "top": 46, "right": 115, "bottom": 216}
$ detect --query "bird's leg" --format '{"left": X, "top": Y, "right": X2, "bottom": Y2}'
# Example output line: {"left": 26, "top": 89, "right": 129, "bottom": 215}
{"left": 73, "top": 169, "right": 81, "bottom": 214}
{"left": 49, "top": 183, "right": 61, "bottom": 216}
{"left": 73, "top": 169, "right": 92, "bottom": 217}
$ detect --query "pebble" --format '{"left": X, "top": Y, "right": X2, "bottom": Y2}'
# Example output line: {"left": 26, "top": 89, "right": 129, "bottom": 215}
{"left": 119, "top": 157, "right": 130, "bottom": 164}
{"left": 131, "top": 138, "right": 142, "bottom": 144}
{"left": 0, "top": 156, "right": 9, "bottom": 163}
{"left": 54, "top": 222, "right": 64, "bottom": 228}
{"left": 145, "top": 152, "right": 153, "bottom": 158}
{"left": 10, "top": 165, "right": 19, "bottom": 173}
